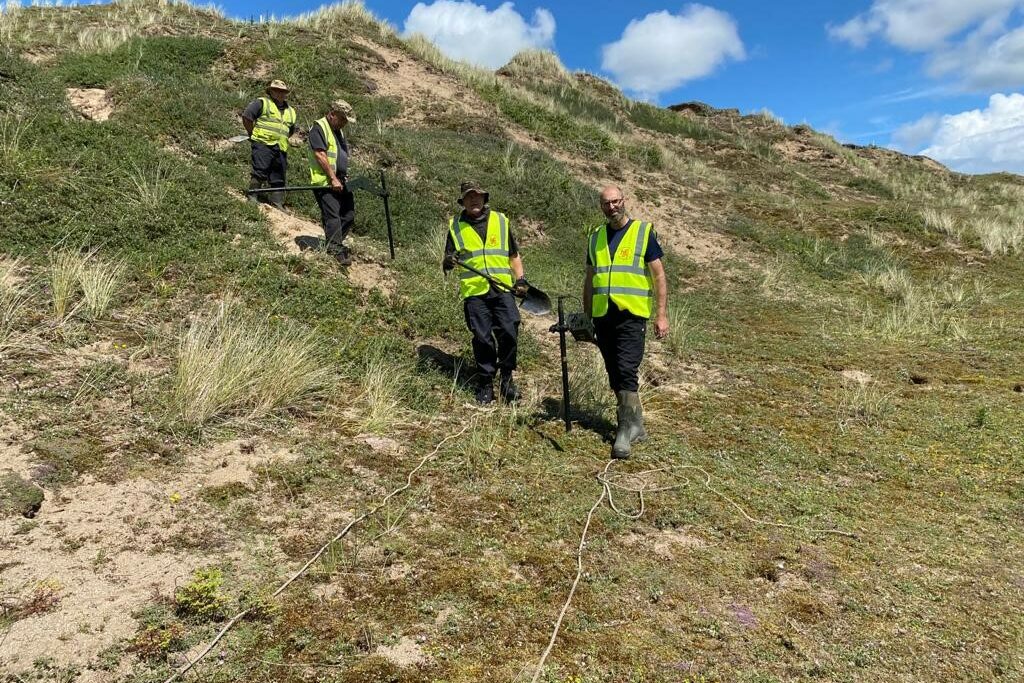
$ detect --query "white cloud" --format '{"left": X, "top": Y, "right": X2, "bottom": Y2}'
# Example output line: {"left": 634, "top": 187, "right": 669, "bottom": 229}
{"left": 960, "top": 25, "right": 1024, "bottom": 88}
{"left": 402, "top": 1, "right": 556, "bottom": 69}
{"left": 891, "top": 113, "right": 941, "bottom": 151}
{"left": 600, "top": 5, "right": 745, "bottom": 98}
{"left": 898, "top": 93, "right": 1024, "bottom": 173}
{"left": 829, "top": 0, "right": 1021, "bottom": 51}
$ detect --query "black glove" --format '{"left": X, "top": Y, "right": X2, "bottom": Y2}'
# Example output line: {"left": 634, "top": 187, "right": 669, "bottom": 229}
{"left": 513, "top": 277, "right": 529, "bottom": 297}
{"left": 442, "top": 253, "right": 458, "bottom": 270}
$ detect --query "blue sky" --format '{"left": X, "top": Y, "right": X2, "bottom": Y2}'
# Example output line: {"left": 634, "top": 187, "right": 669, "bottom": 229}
{"left": 189, "top": 1, "right": 1024, "bottom": 173}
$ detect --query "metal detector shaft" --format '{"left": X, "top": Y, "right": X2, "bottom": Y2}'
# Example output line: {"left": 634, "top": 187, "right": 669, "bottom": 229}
{"left": 245, "top": 185, "right": 326, "bottom": 194}
{"left": 557, "top": 297, "right": 572, "bottom": 432}
{"left": 380, "top": 170, "right": 395, "bottom": 260}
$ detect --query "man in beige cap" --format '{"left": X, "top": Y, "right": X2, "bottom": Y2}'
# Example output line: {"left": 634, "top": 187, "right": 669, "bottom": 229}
{"left": 307, "top": 99, "right": 356, "bottom": 265}
{"left": 242, "top": 80, "right": 296, "bottom": 209}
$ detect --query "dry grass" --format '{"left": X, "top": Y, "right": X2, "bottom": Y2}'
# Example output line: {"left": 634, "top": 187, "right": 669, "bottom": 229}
{"left": 356, "top": 349, "right": 407, "bottom": 433}
{"left": 921, "top": 207, "right": 962, "bottom": 240}
{"left": 567, "top": 345, "right": 615, "bottom": 422}
{"left": 838, "top": 377, "right": 893, "bottom": 430}
{"left": 77, "top": 25, "right": 133, "bottom": 51}
{"left": 973, "top": 216, "right": 1023, "bottom": 255}
{"left": 171, "top": 301, "right": 333, "bottom": 426}
{"left": 126, "top": 162, "right": 171, "bottom": 210}
{"left": 49, "top": 248, "right": 86, "bottom": 320}
{"left": 0, "top": 113, "right": 26, "bottom": 169}
{"left": 498, "top": 49, "right": 570, "bottom": 82}
{"left": 78, "top": 257, "right": 124, "bottom": 319}
{"left": 403, "top": 33, "right": 498, "bottom": 89}
{"left": 663, "top": 304, "right": 693, "bottom": 358}
{"left": 0, "top": 258, "right": 30, "bottom": 352}
{"left": 295, "top": 0, "right": 395, "bottom": 38}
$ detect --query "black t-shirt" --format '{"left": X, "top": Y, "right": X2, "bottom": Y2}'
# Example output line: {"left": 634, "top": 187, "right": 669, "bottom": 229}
{"left": 585, "top": 219, "right": 664, "bottom": 266}
{"left": 242, "top": 99, "right": 296, "bottom": 136}
{"left": 308, "top": 123, "right": 350, "bottom": 176}
{"left": 443, "top": 208, "right": 520, "bottom": 267}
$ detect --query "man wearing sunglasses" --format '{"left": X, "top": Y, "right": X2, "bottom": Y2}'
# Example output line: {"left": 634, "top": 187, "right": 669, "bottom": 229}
{"left": 583, "top": 186, "right": 669, "bottom": 459}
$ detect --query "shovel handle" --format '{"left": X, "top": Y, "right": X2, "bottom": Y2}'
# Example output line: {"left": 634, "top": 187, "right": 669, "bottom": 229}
{"left": 453, "top": 258, "right": 518, "bottom": 295}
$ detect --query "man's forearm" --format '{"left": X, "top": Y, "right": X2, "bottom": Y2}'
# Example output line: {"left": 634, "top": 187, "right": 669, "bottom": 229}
{"left": 583, "top": 279, "right": 593, "bottom": 317}
{"left": 654, "top": 271, "right": 668, "bottom": 317}
{"left": 510, "top": 255, "right": 524, "bottom": 281}
{"left": 242, "top": 118, "right": 254, "bottom": 136}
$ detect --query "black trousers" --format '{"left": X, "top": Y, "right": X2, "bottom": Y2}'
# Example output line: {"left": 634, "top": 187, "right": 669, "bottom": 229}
{"left": 313, "top": 188, "right": 355, "bottom": 253}
{"left": 250, "top": 141, "right": 287, "bottom": 187}
{"left": 464, "top": 291, "right": 520, "bottom": 382}
{"left": 594, "top": 304, "right": 647, "bottom": 392}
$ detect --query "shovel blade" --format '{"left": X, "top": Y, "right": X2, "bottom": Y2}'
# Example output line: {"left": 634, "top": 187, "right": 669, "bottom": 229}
{"left": 520, "top": 287, "right": 552, "bottom": 316}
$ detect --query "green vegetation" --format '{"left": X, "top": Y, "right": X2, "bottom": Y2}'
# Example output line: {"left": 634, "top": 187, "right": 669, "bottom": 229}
{"left": 0, "top": 2, "right": 1023, "bottom": 683}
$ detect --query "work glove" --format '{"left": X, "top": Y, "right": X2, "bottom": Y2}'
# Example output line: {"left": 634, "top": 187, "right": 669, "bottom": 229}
{"left": 442, "top": 253, "right": 458, "bottom": 270}
{"left": 513, "top": 277, "right": 529, "bottom": 297}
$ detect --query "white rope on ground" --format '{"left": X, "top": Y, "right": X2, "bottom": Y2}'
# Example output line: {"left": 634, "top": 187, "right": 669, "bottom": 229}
{"left": 528, "top": 460, "right": 613, "bottom": 683}
{"left": 161, "top": 423, "right": 473, "bottom": 683}
{"left": 528, "top": 456, "right": 858, "bottom": 682}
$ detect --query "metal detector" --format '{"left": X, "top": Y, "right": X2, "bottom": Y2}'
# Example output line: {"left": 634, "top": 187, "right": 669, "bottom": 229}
{"left": 549, "top": 297, "right": 596, "bottom": 433}
{"left": 246, "top": 170, "right": 397, "bottom": 258}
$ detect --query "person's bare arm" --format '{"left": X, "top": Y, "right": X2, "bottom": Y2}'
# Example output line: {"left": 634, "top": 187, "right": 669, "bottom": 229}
{"left": 314, "top": 150, "right": 343, "bottom": 191}
{"left": 583, "top": 265, "right": 594, "bottom": 318}
{"left": 242, "top": 117, "right": 254, "bottom": 136}
{"left": 648, "top": 258, "right": 669, "bottom": 338}
{"left": 510, "top": 255, "right": 524, "bottom": 281}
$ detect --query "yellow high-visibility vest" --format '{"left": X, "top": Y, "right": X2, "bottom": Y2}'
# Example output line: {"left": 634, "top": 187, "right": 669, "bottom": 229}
{"left": 589, "top": 219, "right": 653, "bottom": 318}
{"left": 449, "top": 211, "right": 513, "bottom": 299}
{"left": 307, "top": 117, "right": 343, "bottom": 187}
{"left": 250, "top": 97, "right": 296, "bottom": 151}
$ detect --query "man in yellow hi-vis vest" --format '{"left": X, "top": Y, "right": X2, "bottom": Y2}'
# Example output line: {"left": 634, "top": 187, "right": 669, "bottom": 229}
{"left": 308, "top": 100, "right": 356, "bottom": 266}
{"left": 583, "top": 186, "right": 669, "bottom": 459}
{"left": 443, "top": 181, "right": 530, "bottom": 405}
{"left": 242, "top": 80, "right": 297, "bottom": 210}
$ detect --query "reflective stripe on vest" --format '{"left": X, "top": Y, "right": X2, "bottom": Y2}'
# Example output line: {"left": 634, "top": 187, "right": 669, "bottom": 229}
{"left": 589, "top": 220, "right": 653, "bottom": 319}
{"left": 251, "top": 97, "right": 295, "bottom": 151}
{"left": 307, "top": 118, "right": 341, "bottom": 187}
{"left": 450, "top": 211, "right": 513, "bottom": 299}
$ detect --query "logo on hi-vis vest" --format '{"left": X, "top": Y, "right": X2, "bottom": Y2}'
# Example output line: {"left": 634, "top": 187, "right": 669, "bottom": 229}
{"left": 488, "top": 236, "right": 499, "bottom": 247}
{"left": 617, "top": 248, "right": 631, "bottom": 260}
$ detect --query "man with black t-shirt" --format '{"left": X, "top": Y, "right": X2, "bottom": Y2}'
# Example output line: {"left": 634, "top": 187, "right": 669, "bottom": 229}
{"left": 307, "top": 100, "right": 356, "bottom": 265}
{"left": 443, "top": 181, "right": 529, "bottom": 405}
{"left": 583, "top": 185, "right": 669, "bottom": 459}
{"left": 241, "top": 80, "right": 296, "bottom": 210}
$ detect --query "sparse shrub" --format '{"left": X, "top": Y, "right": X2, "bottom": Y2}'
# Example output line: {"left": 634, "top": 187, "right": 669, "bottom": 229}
{"left": 174, "top": 568, "right": 228, "bottom": 621}
{"left": 129, "top": 621, "right": 186, "bottom": 659}
{"left": 172, "top": 302, "right": 333, "bottom": 426}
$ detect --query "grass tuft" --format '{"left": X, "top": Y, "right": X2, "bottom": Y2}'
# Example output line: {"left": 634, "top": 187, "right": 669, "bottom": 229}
{"left": 498, "top": 49, "right": 570, "bottom": 82}
{"left": 356, "top": 348, "right": 407, "bottom": 433}
{"left": 78, "top": 257, "right": 124, "bottom": 319}
{"left": 0, "top": 258, "right": 30, "bottom": 352}
{"left": 49, "top": 248, "right": 86, "bottom": 320}
{"left": 171, "top": 301, "right": 333, "bottom": 427}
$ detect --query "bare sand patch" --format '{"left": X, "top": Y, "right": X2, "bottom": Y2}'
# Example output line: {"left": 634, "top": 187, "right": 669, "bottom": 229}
{"left": 66, "top": 87, "right": 113, "bottom": 122}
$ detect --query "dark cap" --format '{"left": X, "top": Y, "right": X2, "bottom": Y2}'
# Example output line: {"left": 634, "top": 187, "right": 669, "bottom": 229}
{"left": 458, "top": 180, "right": 488, "bottom": 204}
